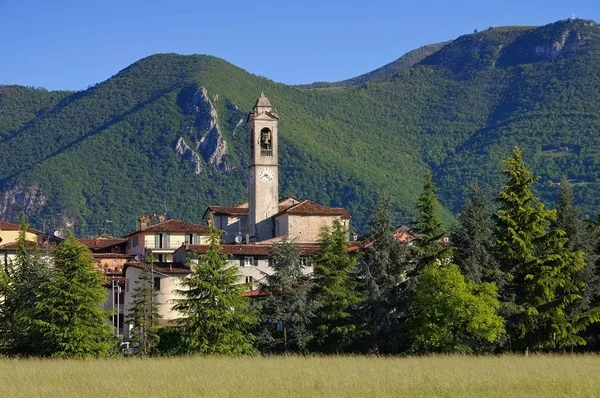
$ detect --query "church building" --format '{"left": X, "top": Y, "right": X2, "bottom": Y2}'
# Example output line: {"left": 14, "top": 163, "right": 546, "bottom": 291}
{"left": 203, "top": 92, "right": 351, "bottom": 244}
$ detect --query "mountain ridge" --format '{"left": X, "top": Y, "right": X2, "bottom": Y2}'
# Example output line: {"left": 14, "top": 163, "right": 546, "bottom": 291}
{"left": 1, "top": 18, "right": 599, "bottom": 237}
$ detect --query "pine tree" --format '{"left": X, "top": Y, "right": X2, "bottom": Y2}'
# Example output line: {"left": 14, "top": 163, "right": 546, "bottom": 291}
{"left": 411, "top": 173, "right": 450, "bottom": 270}
{"left": 257, "top": 237, "right": 316, "bottom": 354}
{"left": 495, "top": 147, "right": 600, "bottom": 351}
{"left": 173, "top": 222, "right": 257, "bottom": 355}
{"left": 126, "top": 265, "right": 161, "bottom": 356}
{"left": 556, "top": 179, "right": 600, "bottom": 312}
{"left": 451, "top": 184, "right": 500, "bottom": 284}
{"left": 310, "top": 219, "right": 362, "bottom": 353}
{"left": 0, "top": 215, "right": 50, "bottom": 355}
{"left": 408, "top": 263, "right": 505, "bottom": 353}
{"left": 32, "top": 235, "right": 115, "bottom": 357}
{"left": 355, "top": 196, "right": 410, "bottom": 353}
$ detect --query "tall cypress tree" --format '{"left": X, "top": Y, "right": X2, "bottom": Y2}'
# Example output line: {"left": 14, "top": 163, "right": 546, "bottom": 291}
{"left": 173, "top": 222, "right": 256, "bottom": 355}
{"left": 311, "top": 219, "right": 362, "bottom": 353}
{"left": 495, "top": 147, "right": 600, "bottom": 351}
{"left": 355, "top": 196, "right": 410, "bottom": 353}
{"left": 32, "top": 235, "right": 115, "bottom": 357}
{"left": 451, "top": 184, "right": 499, "bottom": 284}
{"left": 257, "top": 238, "right": 316, "bottom": 354}
{"left": 126, "top": 265, "right": 161, "bottom": 356}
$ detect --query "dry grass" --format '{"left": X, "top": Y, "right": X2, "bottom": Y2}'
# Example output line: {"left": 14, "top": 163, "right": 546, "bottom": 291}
{"left": 1, "top": 354, "right": 599, "bottom": 397}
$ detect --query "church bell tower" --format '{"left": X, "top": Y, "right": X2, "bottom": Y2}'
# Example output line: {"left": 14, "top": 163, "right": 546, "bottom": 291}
{"left": 247, "top": 92, "right": 279, "bottom": 241}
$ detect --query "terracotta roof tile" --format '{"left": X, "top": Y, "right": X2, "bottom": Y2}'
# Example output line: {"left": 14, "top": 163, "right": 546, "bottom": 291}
{"left": 187, "top": 243, "right": 323, "bottom": 256}
{"left": 124, "top": 261, "right": 192, "bottom": 275}
{"left": 79, "top": 238, "right": 127, "bottom": 250}
{"left": 207, "top": 206, "right": 249, "bottom": 216}
{"left": 275, "top": 200, "right": 351, "bottom": 219}
{"left": 0, "top": 221, "right": 42, "bottom": 234}
{"left": 125, "top": 219, "right": 211, "bottom": 237}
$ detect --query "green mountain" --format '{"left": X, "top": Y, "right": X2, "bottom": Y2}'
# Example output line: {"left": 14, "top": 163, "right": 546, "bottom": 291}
{"left": 1, "top": 18, "right": 599, "bottom": 236}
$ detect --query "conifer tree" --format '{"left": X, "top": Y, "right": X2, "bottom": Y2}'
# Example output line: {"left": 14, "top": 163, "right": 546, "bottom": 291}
{"left": 126, "top": 264, "right": 161, "bottom": 356}
{"left": 32, "top": 235, "right": 115, "bottom": 357}
{"left": 0, "top": 215, "right": 50, "bottom": 355}
{"left": 411, "top": 173, "right": 450, "bottom": 270}
{"left": 451, "top": 184, "right": 499, "bottom": 284}
{"left": 257, "top": 238, "right": 316, "bottom": 353}
{"left": 408, "top": 263, "right": 505, "bottom": 353}
{"left": 355, "top": 196, "right": 410, "bottom": 353}
{"left": 310, "top": 219, "right": 362, "bottom": 353}
{"left": 556, "top": 179, "right": 600, "bottom": 313}
{"left": 495, "top": 147, "right": 600, "bottom": 351}
{"left": 173, "top": 222, "right": 256, "bottom": 355}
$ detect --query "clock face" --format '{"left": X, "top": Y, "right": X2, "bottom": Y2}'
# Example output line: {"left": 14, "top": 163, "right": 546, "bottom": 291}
{"left": 259, "top": 168, "right": 274, "bottom": 183}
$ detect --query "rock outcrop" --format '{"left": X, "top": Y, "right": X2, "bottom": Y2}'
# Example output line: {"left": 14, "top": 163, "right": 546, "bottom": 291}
{"left": 180, "top": 86, "right": 230, "bottom": 172}
{"left": 175, "top": 137, "right": 203, "bottom": 174}
{"left": 0, "top": 183, "right": 47, "bottom": 221}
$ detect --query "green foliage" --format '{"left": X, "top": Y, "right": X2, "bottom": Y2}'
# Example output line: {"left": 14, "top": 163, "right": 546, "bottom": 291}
{"left": 495, "top": 147, "right": 600, "bottom": 351}
{"left": 173, "top": 222, "right": 257, "bottom": 355}
{"left": 451, "top": 185, "right": 500, "bottom": 284}
{"left": 0, "top": 215, "right": 51, "bottom": 355}
{"left": 126, "top": 266, "right": 161, "bottom": 356}
{"left": 31, "top": 235, "right": 115, "bottom": 357}
{"left": 355, "top": 197, "right": 411, "bottom": 353}
{"left": 257, "top": 238, "right": 316, "bottom": 354}
{"left": 310, "top": 219, "right": 363, "bottom": 353}
{"left": 4, "top": 20, "right": 600, "bottom": 236}
{"left": 408, "top": 263, "right": 505, "bottom": 353}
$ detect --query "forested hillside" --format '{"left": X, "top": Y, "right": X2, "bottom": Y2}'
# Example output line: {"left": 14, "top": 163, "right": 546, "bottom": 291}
{"left": 0, "top": 18, "right": 599, "bottom": 236}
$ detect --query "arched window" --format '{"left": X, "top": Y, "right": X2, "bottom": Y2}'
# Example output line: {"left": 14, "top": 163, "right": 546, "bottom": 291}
{"left": 260, "top": 128, "right": 272, "bottom": 156}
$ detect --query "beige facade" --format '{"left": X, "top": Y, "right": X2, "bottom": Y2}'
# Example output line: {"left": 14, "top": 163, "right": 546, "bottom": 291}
{"left": 247, "top": 93, "right": 280, "bottom": 241}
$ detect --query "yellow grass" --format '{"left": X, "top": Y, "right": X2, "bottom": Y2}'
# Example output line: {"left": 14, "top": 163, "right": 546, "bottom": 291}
{"left": 1, "top": 355, "right": 599, "bottom": 397}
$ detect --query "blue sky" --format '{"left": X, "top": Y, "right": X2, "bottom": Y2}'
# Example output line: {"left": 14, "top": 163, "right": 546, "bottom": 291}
{"left": 0, "top": 0, "right": 598, "bottom": 90}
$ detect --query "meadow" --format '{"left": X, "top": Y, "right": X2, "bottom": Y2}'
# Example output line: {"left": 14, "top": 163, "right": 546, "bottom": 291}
{"left": 1, "top": 355, "right": 599, "bottom": 397}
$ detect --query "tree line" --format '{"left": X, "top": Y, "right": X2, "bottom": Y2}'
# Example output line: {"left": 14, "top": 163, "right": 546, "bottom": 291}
{"left": 2, "top": 146, "right": 600, "bottom": 357}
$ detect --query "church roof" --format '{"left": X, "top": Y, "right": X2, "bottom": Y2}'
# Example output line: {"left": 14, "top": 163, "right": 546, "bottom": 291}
{"left": 254, "top": 92, "right": 271, "bottom": 108}
{"left": 275, "top": 200, "right": 351, "bottom": 219}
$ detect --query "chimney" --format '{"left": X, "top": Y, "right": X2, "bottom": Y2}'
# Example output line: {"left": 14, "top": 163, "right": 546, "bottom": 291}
{"left": 207, "top": 218, "right": 213, "bottom": 227}
{"left": 138, "top": 215, "right": 152, "bottom": 231}
{"left": 245, "top": 233, "right": 250, "bottom": 245}
{"left": 157, "top": 215, "right": 166, "bottom": 223}
{"left": 352, "top": 232, "right": 358, "bottom": 241}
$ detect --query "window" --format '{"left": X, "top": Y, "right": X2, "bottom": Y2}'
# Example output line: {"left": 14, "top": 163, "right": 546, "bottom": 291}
{"left": 245, "top": 276, "right": 254, "bottom": 288}
{"left": 155, "top": 233, "right": 170, "bottom": 249}
{"left": 157, "top": 253, "right": 166, "bottom": 263}
{"left": 244, "top": 257, "right": 255, "bottom": 267}
{"left": 154, "top": 277, "right": 161, "bottom": 291}
{"left": 300, "top": 257, "right": 308, "bottom": 267}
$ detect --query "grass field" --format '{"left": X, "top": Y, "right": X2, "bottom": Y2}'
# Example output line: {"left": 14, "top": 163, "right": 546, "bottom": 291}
{"left": 1, "top": 355, "right": 599, "bottom": 397}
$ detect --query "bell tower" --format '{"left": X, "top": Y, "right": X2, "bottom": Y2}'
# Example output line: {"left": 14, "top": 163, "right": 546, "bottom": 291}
{"left": 247, "top": 92, "right": 279, "bottom": 241}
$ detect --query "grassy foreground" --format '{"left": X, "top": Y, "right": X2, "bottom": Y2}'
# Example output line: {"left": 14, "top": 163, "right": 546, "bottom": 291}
{"left": 1, "top": 355, "right": 599, "bottom": 397}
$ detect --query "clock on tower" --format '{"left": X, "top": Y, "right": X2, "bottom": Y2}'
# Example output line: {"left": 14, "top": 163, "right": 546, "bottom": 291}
{"left": 247, "top": 93, "right": 279, "bottom": 241}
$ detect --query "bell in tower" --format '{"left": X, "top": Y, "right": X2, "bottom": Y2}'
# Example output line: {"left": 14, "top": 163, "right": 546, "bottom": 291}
{"left": 247, "top": 93, "right": 280, "bottom": 241}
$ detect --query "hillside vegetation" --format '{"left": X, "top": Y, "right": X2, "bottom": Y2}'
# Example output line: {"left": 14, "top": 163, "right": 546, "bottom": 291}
{"left": 1, "top": 18, "right": 599, "bottom": 235}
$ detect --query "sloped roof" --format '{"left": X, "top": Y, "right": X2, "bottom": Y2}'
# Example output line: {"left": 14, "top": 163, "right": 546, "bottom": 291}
{"left": 0, "top": 221, "right": 42, "bottom": 234}
{"left": 125, "top": 219, "right": 211, "bottom": 237}
{"left": 207, "top": 206, "right": 249, "bottom": 216}
{"left": 187, "top": 243, "right": 323, "bottom": 256}
{"left": 123, "top": 261, "right": 192, "bottom": 275}
{"left": 79, "top": 237, "right": 127, "bottom": 251}
{"left": 275, "top": 200, "right": 351, "bottom": 219}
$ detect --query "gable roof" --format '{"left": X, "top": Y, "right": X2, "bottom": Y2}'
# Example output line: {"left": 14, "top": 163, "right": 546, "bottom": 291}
{"left": 206, "top": 206, "right": 249, "bottom": 217}
{"left": 275, "top": 200, "right": 351, "bottom": 219}
{"left": 124, "top": 219, "right": 211, "bottom": 237}
{"left": 0, "top": 221, "right": 42, "bottom": 234}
